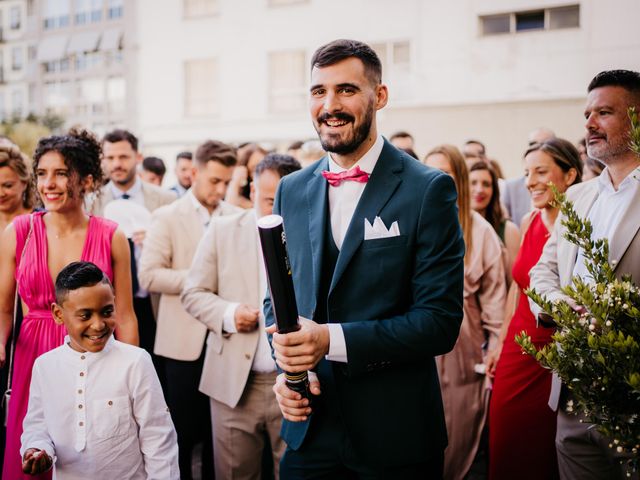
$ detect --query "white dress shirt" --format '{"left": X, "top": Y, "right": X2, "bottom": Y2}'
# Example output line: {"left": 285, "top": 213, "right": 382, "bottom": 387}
{"left": 222, "top": 212, "right": 277, "bottom": 373}
{"left": 21, "top": 336, "right": 179, "bottom": 480}
{"left": 187, "top": 189, "right": 226, "bottom": 227}
{"left": 572, "top": 167, "right": 640, "bottom": 281}
{"left": 530, "top": 167, "right": 640, "bottom": 319}
{"left": 325, "top": 135, "right": 384, "bottom": 363}
{"left": 111, "top": 178, "right": 149, "bottom": 298}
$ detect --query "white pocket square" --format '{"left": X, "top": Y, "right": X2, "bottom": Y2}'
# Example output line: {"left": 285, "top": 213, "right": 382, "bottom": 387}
{"left": 364, "top": 216, "right": 400, "bottom": 240}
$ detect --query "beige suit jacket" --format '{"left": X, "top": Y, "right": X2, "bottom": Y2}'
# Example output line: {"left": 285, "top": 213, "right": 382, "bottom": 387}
{"left": 86, "top": 181, "right": 176, "bottom": 316}
{"left": 181, "top": 209, "right": 265, "bottom": 408}
{"left": 530, "top": 175, "right": 640, "bottom": 409}
{"left": 138, "top": 195, "right": 241, "bottom": 361}
{"left": 87, "top": 181, "right": 177, "bottom": 217}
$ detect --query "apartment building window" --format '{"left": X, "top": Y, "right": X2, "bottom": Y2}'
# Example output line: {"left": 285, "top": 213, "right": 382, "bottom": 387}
{"left": 107, "top": 76, "right": 125, "bottom": 114}
{"left": 44, "top": 0, "right": 71, "bottom": 30}
{"left": 108, "top": 0, "right": 123, "bottom": 19}
{"left": 515, "top": 11, "right": 544, "bottom": 31}
{"left": 44, "top": 80, "right": 72, "bottom": 114}
{"left": 371, "top": 41, "right": 412, "bottom": 74}
{"left": 480, "top": 4, "right": 580, "bottom": 36}
{"left": 549, "top": 5, "right": 581, "bottom": 29}
{"left": 10, "top": 6, "right": 21, "bottom": 30}
{"left": 12, "top": 90, "right": 24, "bottom": 118}
{"left": 12, "top": 47, "right": 23, "bottom": 71}
{"left": 77, "top": 77, "right": 105, "bottom": 115}
{"left": 184, "top": 58, "right": 218, "bottom": 116}
{"left": 75, "top": 0, "right": 102, "bottom": 25}
{"left": 75, "top": 51, "right": 103, "bottom": 71}
{"left": 44, "top": 58, "right": 70, "bottom": 74}
{"left": 184, "top": 0, "right": 218, "bottom": 17}
{"left": 269, "top": 50, "right": 306, "bottom": 113}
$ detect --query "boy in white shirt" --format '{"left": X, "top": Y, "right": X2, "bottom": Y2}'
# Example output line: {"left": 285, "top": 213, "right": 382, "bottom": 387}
{"left": 21, "top": 261, "right": 180, "bottom": 479}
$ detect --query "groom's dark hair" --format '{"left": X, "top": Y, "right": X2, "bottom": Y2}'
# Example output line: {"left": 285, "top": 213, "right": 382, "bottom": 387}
{"left": 311, "top": 39, "right": 382, "bottom": 85}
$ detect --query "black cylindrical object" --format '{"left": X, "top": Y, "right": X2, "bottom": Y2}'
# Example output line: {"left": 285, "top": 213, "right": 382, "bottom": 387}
{"left": 257, "top": 214, "right": 310, "bottom": 397}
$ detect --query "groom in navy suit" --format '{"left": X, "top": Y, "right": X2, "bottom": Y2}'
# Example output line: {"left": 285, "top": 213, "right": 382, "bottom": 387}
{"left": 265, "top": 39, "right": 464, "bottom": 478}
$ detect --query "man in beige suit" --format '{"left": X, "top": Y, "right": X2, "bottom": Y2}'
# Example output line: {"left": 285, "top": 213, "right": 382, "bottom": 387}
{"left": 138, "top": 140, "right": 239, "bottom": 480}
{"left": 87, "top": 129, "right": 176, "bottom": 382}
{"left": 182, "top": 153, "right": 301, "bottom": 479}
{"left": 530, "top": 70, "right": 640, "bottom": 480}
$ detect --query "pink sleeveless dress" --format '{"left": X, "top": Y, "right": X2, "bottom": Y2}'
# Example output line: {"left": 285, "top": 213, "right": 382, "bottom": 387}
{"left": 2, "top": 212, "right": 116, "bottom": 480}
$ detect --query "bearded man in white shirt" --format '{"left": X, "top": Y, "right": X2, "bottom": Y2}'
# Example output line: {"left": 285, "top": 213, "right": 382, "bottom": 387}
{"left": 530, "top": 69, "right": 640, "bottom": 480}
{"left": 21, "top": 261, "right": 179, "bottom": 479}
{"left": 181, "top": 153, "right": 301, "bottom": 479}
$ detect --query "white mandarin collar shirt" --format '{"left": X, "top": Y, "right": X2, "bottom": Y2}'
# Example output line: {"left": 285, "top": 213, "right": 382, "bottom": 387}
{"left": 110, "top": 177, "right": 145, "bottom": 206}
{"left": 21, "top": 336, "right": 179, "bottom": 480}
{"left": 572, "top": 167, "right": 640, "bottom": 282}
{"left": 326, "top": 134, "right": 384, "bottom": 250}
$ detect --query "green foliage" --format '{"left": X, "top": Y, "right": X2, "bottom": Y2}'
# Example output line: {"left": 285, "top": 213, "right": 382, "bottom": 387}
{"left": 630, "top": 107, "right": 640, "bottom": 157}
{"left": 0, "top": 111, "right": 65, "bottom": 157}
{"left": 517, "top": 184, "right": 640, "bottom": 473}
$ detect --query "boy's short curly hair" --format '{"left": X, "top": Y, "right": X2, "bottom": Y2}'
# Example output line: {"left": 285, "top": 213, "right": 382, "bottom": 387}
{"left": 33, "top": 128, "right": 104, "bottom": 194}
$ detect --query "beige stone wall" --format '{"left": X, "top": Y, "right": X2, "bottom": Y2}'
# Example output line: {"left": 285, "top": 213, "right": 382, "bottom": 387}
{"left": 380, "top": 97, "right": 587, "bottom": 178}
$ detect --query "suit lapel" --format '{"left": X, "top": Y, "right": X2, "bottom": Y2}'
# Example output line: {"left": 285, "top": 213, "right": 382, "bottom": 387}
{"left": 239, "top": 214, "right": 261, "bottom": 305}
{"left": 561, "top": 183, "right": 598, "bottom": 285}
{"left": 306, "top": 159, "right": 329, "bottom": 308}
{"left": 609, "top": 181, "right": 640, "bottom": 270}
{"left": 330, "top": 143, "right": 403, "bottom": 294}
{"left": 177, "top": 195, "right": 203, "bottom": 245}
{"left": 141, "top": 183, "right": 155, "bottom": 210}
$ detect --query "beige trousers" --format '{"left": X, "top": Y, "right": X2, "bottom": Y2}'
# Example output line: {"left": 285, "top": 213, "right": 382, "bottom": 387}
{"left": 210, "top": 371, "right": 284, "bottom": 480}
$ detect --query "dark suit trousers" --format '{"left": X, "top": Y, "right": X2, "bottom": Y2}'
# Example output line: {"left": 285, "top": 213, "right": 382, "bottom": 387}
{"left": 133, "top": 296, "right": 166, "bottom": 390}
{"left": 164, "top": 349, "right": 214, "bottom": 480}
{"left": 279, "top": 360, "right": 444, "bottom": 480}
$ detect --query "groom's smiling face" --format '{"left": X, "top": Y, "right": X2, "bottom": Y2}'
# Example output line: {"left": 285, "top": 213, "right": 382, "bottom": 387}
{"left": 309, "top": 57, "right": 384, "bottom": 156}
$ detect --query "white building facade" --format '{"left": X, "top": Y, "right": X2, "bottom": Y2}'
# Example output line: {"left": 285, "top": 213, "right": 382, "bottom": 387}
{"left": 0, "top": 0, "right": 29, "bottom": 120}
{"left": 23, "top": 0, "right": 133, "bottom": 135}
{"left": 133, "top": 0, "right": 640, "bottom": 178}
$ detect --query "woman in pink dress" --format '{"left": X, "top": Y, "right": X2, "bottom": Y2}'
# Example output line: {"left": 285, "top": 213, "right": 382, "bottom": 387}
{"left": 0, "top": 129, "right": 138, "bottom": 479}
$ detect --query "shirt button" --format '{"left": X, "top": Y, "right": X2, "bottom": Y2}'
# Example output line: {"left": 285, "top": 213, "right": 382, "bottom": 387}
{"left": 80, "top": 355, "right": 86, "bottom": 360}
{"left": 245, "top": 353, "right": 251, "bottom": 360}
{"left": 78, "top": 389, "right": 83, "bottom": 394}
{"left": 78, "top": 404, "right": 83, "bottom": 409}
{"left": 108, "top": 401, "right": 113, "bottom": 406}
{"left": 79, "top": 372, "right": 84, "bottom": 377}
{"left": 79, "top": 421, "right": 84, "bottom": 427}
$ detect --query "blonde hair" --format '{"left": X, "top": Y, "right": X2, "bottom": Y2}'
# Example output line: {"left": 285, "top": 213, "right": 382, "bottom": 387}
{"left": 425, "top": 144, "right": 473, "bottom": 262}
{"left": 0, "top": 145, "right": 35, "bottom": 210}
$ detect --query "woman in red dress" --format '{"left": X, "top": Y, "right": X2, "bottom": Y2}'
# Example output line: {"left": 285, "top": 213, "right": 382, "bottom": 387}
{"left": 487, "top": 138, "right": 583, "bottom": 480}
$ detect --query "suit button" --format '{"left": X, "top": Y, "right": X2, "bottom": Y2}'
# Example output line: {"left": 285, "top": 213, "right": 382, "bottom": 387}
{"left": 245, "top": 353, "right": 251, "bottom": 360}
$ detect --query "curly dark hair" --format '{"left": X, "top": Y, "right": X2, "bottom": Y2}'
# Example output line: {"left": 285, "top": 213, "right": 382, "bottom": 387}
{"left": 33, "top": 128, "right": 104, "bottom": 196}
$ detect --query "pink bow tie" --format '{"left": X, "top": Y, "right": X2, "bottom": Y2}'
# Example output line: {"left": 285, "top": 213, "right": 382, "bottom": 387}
{"left": 321, "top": 166, "right": 370, "bottom": 187}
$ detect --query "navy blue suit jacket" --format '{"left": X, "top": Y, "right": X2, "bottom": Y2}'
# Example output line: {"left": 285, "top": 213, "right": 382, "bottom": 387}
{"left": 265, "top": 140, "right": 464, "bottom": 467}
